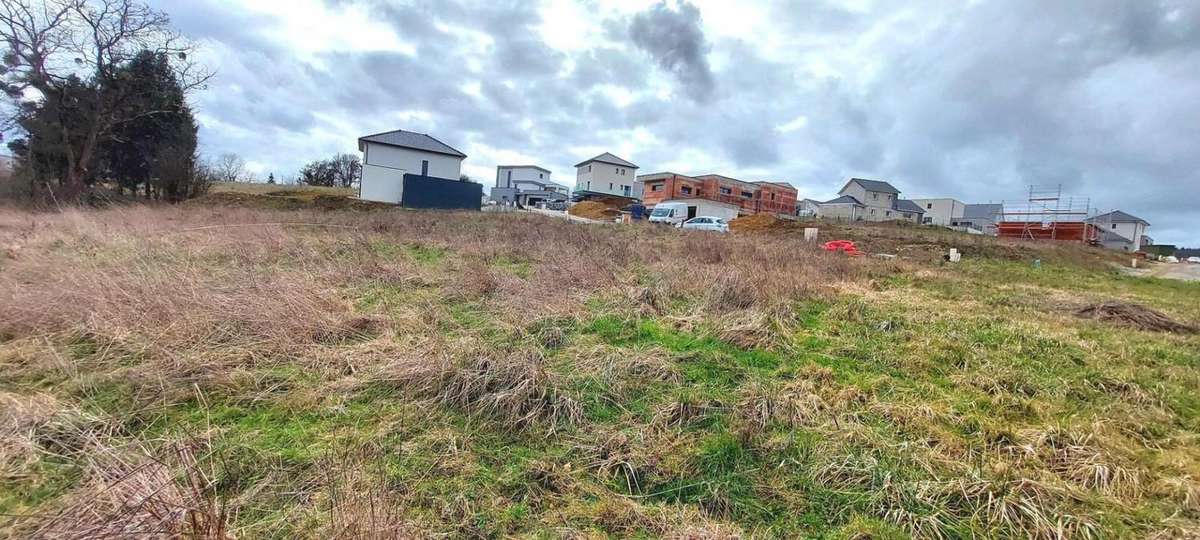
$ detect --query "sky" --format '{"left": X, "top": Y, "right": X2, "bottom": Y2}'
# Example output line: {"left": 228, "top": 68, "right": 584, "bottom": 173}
{"left": 153, "top": 0, "right": 1199, "bottom": 245}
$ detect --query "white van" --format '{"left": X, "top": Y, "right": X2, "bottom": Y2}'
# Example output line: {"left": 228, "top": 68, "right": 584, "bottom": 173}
{"left": 648, "top": 199, "right": 741, "bottom": 226}
{"left": 648, "top": 202, "right": 690, "bottom": 226}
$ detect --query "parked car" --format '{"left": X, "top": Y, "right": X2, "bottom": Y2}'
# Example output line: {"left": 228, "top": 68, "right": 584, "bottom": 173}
{"left": 1188, "top": 256, "right": 1200, "bottom": 264}
{"left": 681, "top": 216, "right": 729, "bottom": 233}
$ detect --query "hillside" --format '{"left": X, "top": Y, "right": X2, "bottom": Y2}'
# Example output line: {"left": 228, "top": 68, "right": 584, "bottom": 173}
{"left": 1, "top": 206, "right": 1198, "bottom": 538}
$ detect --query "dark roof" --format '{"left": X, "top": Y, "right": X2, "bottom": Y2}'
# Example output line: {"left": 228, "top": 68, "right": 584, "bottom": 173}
{"left": 844, "top": 178, "right": 901, "bottom": 194}
{"left": 895, "top": 199, "right": 926, "bottom": 214}
{"left": 576, "top": 152, "right": 637, "bottom": 168}
{"left": 358, "top": 129, "right": 467, "bottom": 158}
{"left": 820, "top": 195, "right": 863, "bottom": 205}
{"left": 497, "top": 165, "right": 551, "bottom": 174}
{"left": 1086, "top": 210, "right": 1149, "bottom": 226}
{"left": 963, "top": 203, "right": 1002, "bottom": 219}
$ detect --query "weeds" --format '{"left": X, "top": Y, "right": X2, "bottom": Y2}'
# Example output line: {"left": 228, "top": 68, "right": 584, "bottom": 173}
{"left": 1, "top": 205, "right": 1198, "bottom": 537}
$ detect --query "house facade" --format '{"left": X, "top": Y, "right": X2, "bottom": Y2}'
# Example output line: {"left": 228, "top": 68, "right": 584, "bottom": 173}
{"left": 490, "top": 165, "right": 568, "bottom": 206}
{"left": 638, "top": 172, "right": 798, "bottom": 215}
{"left": 575, "top": 152, "right": 640, "bottom": 199}
{"left": 911, "top": 198, "right": 966, "bottom": 226}
{"left": 817, "top": 178, "right": 924, "bottom": 223}
{"left": 358, "top": 129, "right": 466, "bottom": 204}
{"left": 1085, "top": 210, "right": 1150, "bottom": 251}
{"left": 957, "top": 203, "right": 1002, "bottom": 234}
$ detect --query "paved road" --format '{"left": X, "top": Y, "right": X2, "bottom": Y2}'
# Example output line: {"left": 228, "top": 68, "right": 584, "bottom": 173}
{"left": 1149, "top": 263, "right": 1200, "bottom": 282}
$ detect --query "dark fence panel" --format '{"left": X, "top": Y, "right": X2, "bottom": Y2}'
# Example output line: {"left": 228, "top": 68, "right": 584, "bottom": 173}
{"left": 402, "top": 174, "right": 482, "bottom": 210}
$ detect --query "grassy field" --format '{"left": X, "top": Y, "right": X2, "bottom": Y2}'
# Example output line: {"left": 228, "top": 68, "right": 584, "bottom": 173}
{"left": 1, "top": 204, "right": 1198, "bottom": 538}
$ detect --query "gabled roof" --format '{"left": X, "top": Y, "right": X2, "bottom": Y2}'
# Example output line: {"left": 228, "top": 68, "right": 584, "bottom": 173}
{"left": 497, "top": 164, "right": 551, "bottom": 174}
{"left": 841, "top": 178, "right": 901, "bottom": 195}
{"left": 962, "top": 203, "right": 1002, "bottom": 219}
{"left": 358, "top": 129, "right": 467, "bottom": 158}
{"left": 895, "top": 199, "right": 926, "bottom": 214}
{"left": 576, "top": 152, "right": 637, "bottom": 168}
{"left": 821, "top": 195, "right": 864, "bottom": 205}
{"left": 1086, "top": 210, "right": 1149, "bottom": 226}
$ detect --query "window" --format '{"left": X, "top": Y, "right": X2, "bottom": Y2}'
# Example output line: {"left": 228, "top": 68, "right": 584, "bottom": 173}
{"left": 926, "top": 203, "right": 932, "bottom": 209}
{"left": 872, "top": 193, "right": 878, "bottom": 200}
{"left": 719, "top": 187, "right": 731, "bottom": 195}
{"left": 609, "top": 183, "right": 613, "bottom": 190}
{"left": 741, "top": 191, "right": 753, "bottom": 198}
{"left": 539, "top": 173, "right": 543, "bottom": 178}
{"left": 506, "top": 170, "right": 512, "bottom": 185}
{"left": 770, "top": 193, "right": 776, "bottom": 200}
{"left": 651, "top": 184, "right": 663, "bottom": 192}
{"left": 681, "top": 186, "right": 693, "bottom": 195}
{"left": 870, "top": 209, "right": 876, "bottom": 215}
{"left": 886, "top": 211, "right": 892, "bottom": 217}
{"left": 1111, "top": 224, "right": 1117, "bottom": 229}
{"left": 587, "top": 165, "right": 591, "bottom": 172}
{"left": 421, "top": 160, "right": 429, "bottom": 176}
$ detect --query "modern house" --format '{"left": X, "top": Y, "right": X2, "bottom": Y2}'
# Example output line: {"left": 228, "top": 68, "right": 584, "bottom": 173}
{"left": 358, "top": 129, "right": 478, "bottom": 209}
{"left": 815, "top": 178, "right": 924, "bottom": 223}
{"left": 490, "top": 165, "right": 569, "bottom": 207}
{"left": 1085, "top": 210, "right": 1151, "bottom": 252}
{"left": 638, "top": 172, "right": 798, "bottom": 216}
{"left": 575, "top": 152, "right": 640, "bottom": 199}
{"left": 911, "top": 198, "right": 967, "bottom": 226}
{"left": 797, "top": 199, "right": 822, "bottom": 218}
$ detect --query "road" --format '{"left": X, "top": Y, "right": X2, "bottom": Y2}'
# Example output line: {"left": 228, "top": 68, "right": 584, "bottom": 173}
{"left": 1149, "top": 262, "right": 1200, "bottom": 282}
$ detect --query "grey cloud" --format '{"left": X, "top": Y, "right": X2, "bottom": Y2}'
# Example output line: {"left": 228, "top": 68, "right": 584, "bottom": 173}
{"left": 627, "top": 1, "right": 715, "bottom": 102}
{"left": 155, "top": 0, "right": 1199, "bottom": 244}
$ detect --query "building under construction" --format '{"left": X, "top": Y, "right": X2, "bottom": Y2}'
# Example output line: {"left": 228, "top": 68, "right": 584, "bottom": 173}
{"left": 637, "top": 172, "right": 798, "bottom": 215}
{"left": 997, "top": 185, "right": 1104, "bottom": 243}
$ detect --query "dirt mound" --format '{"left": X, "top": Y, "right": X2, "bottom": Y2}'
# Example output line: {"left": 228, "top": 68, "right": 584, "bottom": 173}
{"left": 1075, "top": 302, "right": 1197, "bottom": 334}
{"left": 729, "top": 214, "right": 798, "bottom": 233}
{"left": 568, "top": 201, "right": 620, "bottom": 220}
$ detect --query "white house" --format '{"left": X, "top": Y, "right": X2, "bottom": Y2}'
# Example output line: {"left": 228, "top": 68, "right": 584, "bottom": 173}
{"left": 575, "top": 152, "right": 640, "bottom": 199}
{"left": 911, "top": 198, "right": 966, "bottom": 226}
{"left": 491, "top": 165, "right": 569, "bottom": 206}
{"left": 358, "top": 129, "right": 466, "bottom": 204}
{"left": 1086, "top": 210, "right": 1151, "bottom": 252}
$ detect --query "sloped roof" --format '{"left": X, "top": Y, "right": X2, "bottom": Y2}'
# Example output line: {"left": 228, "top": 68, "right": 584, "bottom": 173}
{"left": 843, "top": 178, "right": 901, "bottom": 194}
{"left": 358, "top": 129, "right": 467, "bottom": 158}
{"left": 1086, "top": 210, "right": 1149, "bottom": 226}
{"left": 576, "top": 152, "right": 637, "bottom": 168}
{"left": 895, "top": 199, "right": 926, "bottom": 214}
{"left": 821, "top": 195, "right": 864, "bottom": 205}
{"left": 963, "top": 203, "right": 1002, "bottom": 219}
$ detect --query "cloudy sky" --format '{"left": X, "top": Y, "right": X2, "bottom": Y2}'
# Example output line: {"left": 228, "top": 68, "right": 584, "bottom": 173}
{"left": 155, "top": 0, "right": 1198, "bottom": 244}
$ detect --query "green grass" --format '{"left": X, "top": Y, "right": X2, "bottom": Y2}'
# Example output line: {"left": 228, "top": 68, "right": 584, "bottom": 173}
{"left": 4, "top": 209, "right": 1199, "bottom": 538}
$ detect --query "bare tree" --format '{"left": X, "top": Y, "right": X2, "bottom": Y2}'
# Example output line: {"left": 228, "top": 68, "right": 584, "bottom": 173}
{"left": 212, "top": 153, "right": 245, "bottom": 183}
{"left": 328, "top": 153, "right": 360, "bottom": 188}
{"left": 0, "top": 0, "right": 211, "bottom": 199}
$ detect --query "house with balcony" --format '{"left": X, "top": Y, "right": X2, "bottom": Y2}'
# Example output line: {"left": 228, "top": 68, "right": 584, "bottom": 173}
{"left": 490, "top": 165, "right": 569, "bottom": 207}
{"left": 574, "top": 152, "right": 640, "bottom": 200}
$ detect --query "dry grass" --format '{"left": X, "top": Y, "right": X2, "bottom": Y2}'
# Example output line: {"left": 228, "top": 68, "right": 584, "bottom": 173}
{"left": 0, "top": 204, "right": 1197, "bottom": 538}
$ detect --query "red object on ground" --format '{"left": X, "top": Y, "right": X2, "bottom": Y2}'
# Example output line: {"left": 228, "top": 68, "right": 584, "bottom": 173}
{"left": 823, "top": 240, "right": 863, "bottom": 256}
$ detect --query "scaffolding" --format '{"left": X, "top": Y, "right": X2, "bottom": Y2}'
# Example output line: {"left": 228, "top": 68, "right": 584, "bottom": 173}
{"left": 998, "top": 185, "right": 1093, "bottom": 241}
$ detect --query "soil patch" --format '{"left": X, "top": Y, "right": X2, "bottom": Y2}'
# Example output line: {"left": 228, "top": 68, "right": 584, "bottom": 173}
{"left": 729, "top": 214, "right": 799, "bottom": 233}
{"left": 568, "top": 201, "right": 620, "bottom": 221}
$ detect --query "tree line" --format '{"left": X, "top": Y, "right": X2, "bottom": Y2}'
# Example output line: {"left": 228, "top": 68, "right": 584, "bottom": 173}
{"left": 1, "top": 0, "right": 210, "bottom": 203}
